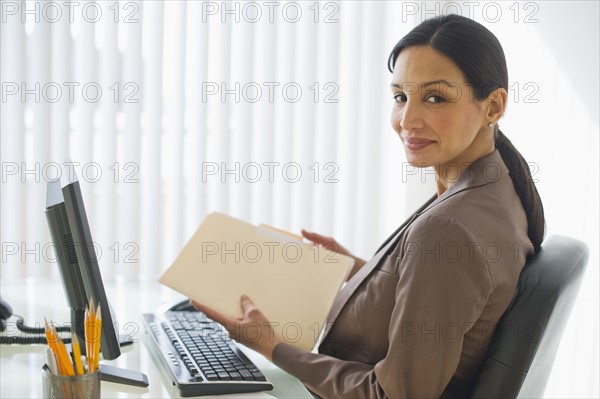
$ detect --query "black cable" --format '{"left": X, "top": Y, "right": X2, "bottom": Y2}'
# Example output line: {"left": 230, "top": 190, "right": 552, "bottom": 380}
{"left": 0, "top": 334, "right": 72, "bottom": 345}
{"left": 0, "top": 334, "right": 52, "bottom": 345}
{"left": 0, "top": 315, "right": 71, "bottom": 345}
{"left": 14, "top": 315, "right": 70, "bottom": 334}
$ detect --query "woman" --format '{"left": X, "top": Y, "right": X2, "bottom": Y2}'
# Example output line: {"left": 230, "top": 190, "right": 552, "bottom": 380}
{"left": 193, "top": 14, "right": 545, "bottom": 398}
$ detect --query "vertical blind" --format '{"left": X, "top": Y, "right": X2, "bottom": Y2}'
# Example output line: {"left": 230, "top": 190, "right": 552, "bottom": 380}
{"left": 1, "top": 1, "right": 597, "bottom": 397}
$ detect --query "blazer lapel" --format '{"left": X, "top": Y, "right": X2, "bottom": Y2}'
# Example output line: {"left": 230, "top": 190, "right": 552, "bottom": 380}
{"left": 321, "top": 213, "right": 419, "bottom": 341}
{"left": 373, "top": 194, "right": 437, "bottom": 254}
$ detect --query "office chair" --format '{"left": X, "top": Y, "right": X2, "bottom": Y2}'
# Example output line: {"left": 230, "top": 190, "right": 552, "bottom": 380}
{"left": 468, "top": 235, "right": 589, "bottom": 398}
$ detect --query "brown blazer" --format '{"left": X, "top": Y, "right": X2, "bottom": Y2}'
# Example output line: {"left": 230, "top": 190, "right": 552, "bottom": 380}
{"left": 272, "top": 149, "right": 534, "bottom": 398}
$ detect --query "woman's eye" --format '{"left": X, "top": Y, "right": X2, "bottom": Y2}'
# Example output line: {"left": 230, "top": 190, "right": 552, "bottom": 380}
{"left": 425, "top": 95, "right": 445, "bottom": 103}
{"left": 393, "top": 93, "right": 406, "bottom": 103}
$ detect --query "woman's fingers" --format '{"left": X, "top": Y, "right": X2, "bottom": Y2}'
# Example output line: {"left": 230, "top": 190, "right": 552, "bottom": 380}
{"left": 241, "top": 295, "right": 256, "bottom": 317}
{"left": 240, "top": 295, "right": 255, "bottom": 313}
{"left": 301, "top": 230, "right": 362, "bottom": 276}
{"left": 302, "top": 229, "right": 337, "bottom": 248}
{"left": 301, "top": 229, "right": 328, "bottom": 242}
{"left": 241, "top": 295, "right": 266, "bottom": 321}
{"left": 191, "top": 297, "right": 280, "bottom": 359}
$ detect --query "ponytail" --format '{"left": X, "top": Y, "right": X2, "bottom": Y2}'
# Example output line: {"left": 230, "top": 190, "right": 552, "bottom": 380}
{"left": 494, "top": 128, "right": 546, "bottom": 252}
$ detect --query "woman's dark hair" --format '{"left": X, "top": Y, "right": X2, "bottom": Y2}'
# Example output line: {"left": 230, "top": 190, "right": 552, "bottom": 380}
{"left": 388, "top": 14, "right": 545, "bottom": 252}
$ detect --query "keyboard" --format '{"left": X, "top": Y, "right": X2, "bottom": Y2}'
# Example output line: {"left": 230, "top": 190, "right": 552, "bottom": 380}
{"left": 143, "top": 301, "right": 273, "bottom": 397}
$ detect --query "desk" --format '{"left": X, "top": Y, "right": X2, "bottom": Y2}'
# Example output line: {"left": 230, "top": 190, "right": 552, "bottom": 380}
{"left": 0, "top": 278, "right": 313, "bottom": 398}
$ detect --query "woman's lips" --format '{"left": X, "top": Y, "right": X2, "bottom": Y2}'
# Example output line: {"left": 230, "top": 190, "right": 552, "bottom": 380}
{"left": 403, "top": 137, "right": 436, "bottom": 151}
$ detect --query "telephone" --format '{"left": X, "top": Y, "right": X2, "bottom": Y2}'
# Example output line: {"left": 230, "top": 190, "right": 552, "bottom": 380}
{"left": 0, "top": 296, "right": 70, "bottom": 344}
{"left": 0, "top": 296, "right": 13, "bottom": 332}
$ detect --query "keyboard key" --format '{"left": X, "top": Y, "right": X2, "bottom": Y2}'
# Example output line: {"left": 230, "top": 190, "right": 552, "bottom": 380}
{"left": 252, "top": 372, "right": 267, "bottom": 381}
{"left": 239, "top": 370, "right": 254, "bottom": 381}
{"left": 218, "top": 372, "right": 231, "bottom": 380}
{"left": 229, "top": 372, "right": 242, "bottom": 381}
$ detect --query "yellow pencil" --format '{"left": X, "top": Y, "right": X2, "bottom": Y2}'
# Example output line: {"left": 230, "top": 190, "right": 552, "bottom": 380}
{"left": 56, "top": 336, "right": 75, "bottom": 376}
{"left": 85, "top": 308, "right": 92, "bottom": 373}
{"left": 89, "top": 298, "right": 96, "bottom": 322}
{"left": 86, "top": 298, "right": 101, "bottom": 373}
{"left": 88, "top": 316, "right": 95, "bottom": 373}
{"left": 50, "top": 324, "right": 68, "bottom": 376}
{"left": 44, "top": 319, "right": 62, "bottom": 375}
{"left": 44, "top": 319, "right": 58, "bottom": 354}
{"left": 93, "top": 304, "right": 102, "bottom": 372}
{"left": 71, "top": 332, "right": 85, "bottom": 375}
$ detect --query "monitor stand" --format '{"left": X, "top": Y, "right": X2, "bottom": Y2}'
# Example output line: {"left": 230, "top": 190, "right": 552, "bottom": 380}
{"left": 99, "top": 364, "right": 149, "bottom": 387}
{"left": 118, "top": 333, "right": 135, "bottom": 347}
{"left": 103, "top": 334, "right": 148, "bottom": 386}
{"left": 67, "top": 319, "right": 148, "bottom": 387}
{"left": 65, "top": 336, "right": 148, "bottom": 388}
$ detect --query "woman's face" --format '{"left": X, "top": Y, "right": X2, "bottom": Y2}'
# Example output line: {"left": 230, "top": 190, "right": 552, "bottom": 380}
{"left": 390, "top": 45, "right": 492, "bottom": 169}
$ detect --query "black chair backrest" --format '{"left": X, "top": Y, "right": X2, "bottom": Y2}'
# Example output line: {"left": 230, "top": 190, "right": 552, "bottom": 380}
{"left": 468, "top": 235, "right": 589, "bottom": 398}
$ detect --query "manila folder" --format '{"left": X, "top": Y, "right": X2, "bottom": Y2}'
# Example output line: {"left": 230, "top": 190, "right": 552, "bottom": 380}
{"left": 159, "top": 212, "right": 354, "bottom": 351}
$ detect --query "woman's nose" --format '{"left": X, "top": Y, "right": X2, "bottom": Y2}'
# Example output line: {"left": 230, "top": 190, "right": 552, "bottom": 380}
{"left": 400, "top": 100, "right": 424, "bottom": 131}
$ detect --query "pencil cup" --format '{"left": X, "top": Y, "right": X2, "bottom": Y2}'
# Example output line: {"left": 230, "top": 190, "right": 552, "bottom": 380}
{"left": 42, "top": 369, "right": 100, "bottom": 399}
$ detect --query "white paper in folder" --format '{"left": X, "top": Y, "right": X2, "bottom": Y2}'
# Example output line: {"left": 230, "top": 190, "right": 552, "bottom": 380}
{"left": 159, "top": 212, "right": 354, "bottom": 351}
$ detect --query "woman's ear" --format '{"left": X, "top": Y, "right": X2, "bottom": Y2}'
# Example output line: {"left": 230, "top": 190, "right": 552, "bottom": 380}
{"left": 486, "top": 87, "right": 508, "bottom": 123}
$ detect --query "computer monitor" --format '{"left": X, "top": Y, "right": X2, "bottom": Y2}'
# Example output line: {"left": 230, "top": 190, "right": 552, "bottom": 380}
{"left": 45, "top": 174, "right": 148, "bottom": 386}
{"left": 45, "top": 176, "right": 120, "bottom": 360}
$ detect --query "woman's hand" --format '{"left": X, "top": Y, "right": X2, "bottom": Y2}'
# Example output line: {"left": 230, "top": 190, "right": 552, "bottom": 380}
{"left": 190, "top": 296, "right": 281, "bottom": 361}
{"left": 301, "top": 229, "right": 367, "bottom": 281}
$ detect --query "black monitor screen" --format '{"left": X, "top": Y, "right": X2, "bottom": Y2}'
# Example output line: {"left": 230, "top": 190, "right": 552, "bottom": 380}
{"left": 45, "top": 177, "right": 121, "bottom": 360}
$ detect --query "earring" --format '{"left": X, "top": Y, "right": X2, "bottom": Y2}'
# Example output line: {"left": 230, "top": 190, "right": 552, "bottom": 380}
{"left": 488, "top": 122, "right": 495, "bottom": 128}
